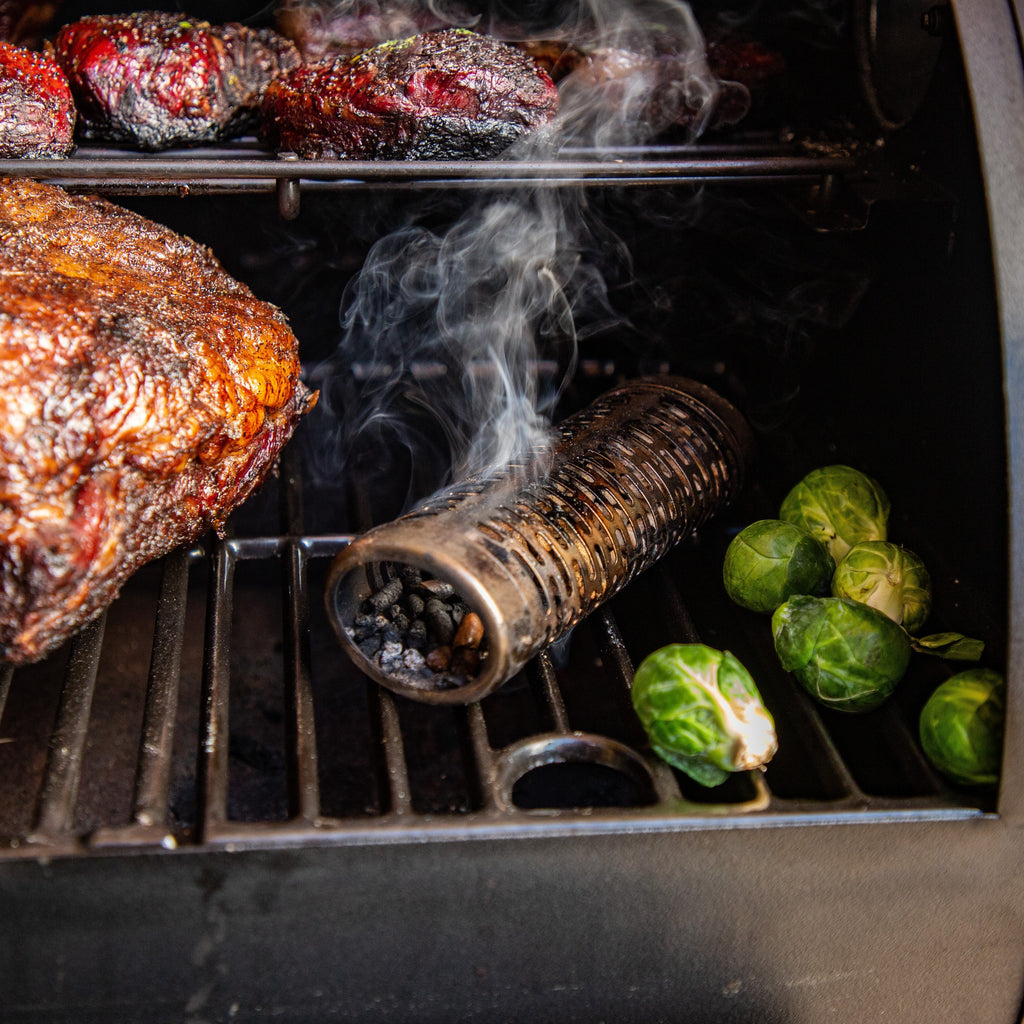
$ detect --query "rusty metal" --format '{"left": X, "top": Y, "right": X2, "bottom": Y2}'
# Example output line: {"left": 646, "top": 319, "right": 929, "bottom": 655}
{"left": 325, "top": 376, "right": 754, "bottom": 704}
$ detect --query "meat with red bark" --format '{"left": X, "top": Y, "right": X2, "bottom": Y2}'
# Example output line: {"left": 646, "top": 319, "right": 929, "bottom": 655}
{"left": 53, "top": 11, "right": 300, "bottom": 150}
{"left": 0, "top": 41, "right": 75, "bottom": 156}
{"left": 0, "top": 177, "right": 317, "bottom": 664}
{"left": 259, "top": 28, "right": 559, "bottom": 160}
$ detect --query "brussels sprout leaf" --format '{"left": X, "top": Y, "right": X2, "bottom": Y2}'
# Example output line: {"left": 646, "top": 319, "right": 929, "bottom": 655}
{"left": 911, "top": 632, "right": 985, "bottom": 661}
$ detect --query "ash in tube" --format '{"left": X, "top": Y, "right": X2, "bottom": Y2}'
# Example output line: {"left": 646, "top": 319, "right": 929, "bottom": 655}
{"left": 346, "top": 563, "right": 488, "bottom": 690}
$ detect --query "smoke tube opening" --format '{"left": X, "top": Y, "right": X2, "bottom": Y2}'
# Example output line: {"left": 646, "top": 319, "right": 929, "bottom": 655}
{"left": 327, "top": 546, "right": 514, "bottom": 704}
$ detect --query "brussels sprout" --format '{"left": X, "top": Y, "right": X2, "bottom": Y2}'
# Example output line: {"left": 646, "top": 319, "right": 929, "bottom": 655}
{"left": 919, "top": 668, "right": 1005, "bottom": 786}
{"left": 779, "top": 465, "right": 890, "bottom": 563}
{"left": 723, "top": 519, "right": 835, "bottom": 614}
{"left": 832, "top": 541, "right": 932, "bottom": 633}
{"left": 771, "top": 595, "right": 911, "bottom": 712}
{"left": 632, "top": 643, "right": 777, "bottom": 787}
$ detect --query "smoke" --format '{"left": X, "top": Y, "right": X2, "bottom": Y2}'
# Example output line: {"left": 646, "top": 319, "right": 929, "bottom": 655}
{"left": 305, "top": 0, "right": 724, "bottom": 512}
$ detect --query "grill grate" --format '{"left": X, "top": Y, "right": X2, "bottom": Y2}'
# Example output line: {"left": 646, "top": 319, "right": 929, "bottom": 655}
{"left": 0, "top": 433, "right": 989, "bottom": 861}
{"left": 0, "top": 136, "right": 874, "bottom": 221}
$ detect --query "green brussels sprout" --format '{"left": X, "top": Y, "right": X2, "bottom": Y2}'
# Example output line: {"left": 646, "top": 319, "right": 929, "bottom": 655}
{"left": 779, "top": 465, "right": 890, "bottom": 563}
{"left": 632, "top": 643, "right": 777, "bottom": 787}
{"left": 919, "top": 668, "right": 1005, "bottom": 786}
{"left": 771, "top": 595, "right": 911, "bottom": 712}
{"left": 723, "top": 519, "right": 835, "bottom": 614}
{"left": 832, "top": 541, "right": 932, "bottom": 633}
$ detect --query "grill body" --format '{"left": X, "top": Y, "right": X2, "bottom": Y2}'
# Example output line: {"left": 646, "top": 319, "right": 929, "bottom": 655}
{"left": 2, "top": 2, "right": 1024, "bottom": 1022}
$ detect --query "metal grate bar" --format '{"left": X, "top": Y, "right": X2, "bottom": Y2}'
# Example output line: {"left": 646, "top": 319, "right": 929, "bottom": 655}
{"left": 29, "top": 613, "right": 107, "bottom": 842}
{"left": 529, "top": 652, "right": 571, "bottom": 732}
{"left": 376, "top": 688, "right": 414, "bottom": 815}
{"left": 465, "top": 703, "right": 501, "bottom": 811}
{"left": 781, "top": 687, "right": 865, "bottom": 802}
{"left": 593, "top": 605, "right": 687, "bottom": 804}
{"left": 279, "top": 448, "right": 322, "bottom": 823}
{"left": 197, "top": 543, "right": 236, "bottom": 839}
{"left": 131, "top": 547, "right": 193, "bottom": 828}
{"left": 594, "top": 606, "right": 637, "bottom": 685}
{"left": 283, "top": 542, "right": 322, "bottom": 822}
{"left": 0, "top": 152, "right": 856, "bottom": 184}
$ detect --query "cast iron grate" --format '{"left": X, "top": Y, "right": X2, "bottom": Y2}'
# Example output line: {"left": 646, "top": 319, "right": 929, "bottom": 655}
{"left": 0, "top": 435, "right": 988, "bottom": 860}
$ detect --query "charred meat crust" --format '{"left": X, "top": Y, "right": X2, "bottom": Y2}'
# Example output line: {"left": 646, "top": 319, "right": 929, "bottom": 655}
{"left": 0, "top": 178, "right": 316, "bottom": 664}
{"left": 259, "top": 28, "right": 559, "bottom": 160}
{"left": 0, "top": 41, "right": 75, "bottom": 157}
{"left": 54, "top": 11, "right": 300, "bottom": 150}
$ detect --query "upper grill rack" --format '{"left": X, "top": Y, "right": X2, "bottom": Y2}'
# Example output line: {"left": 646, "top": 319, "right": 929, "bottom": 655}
{"left": 0, "top": 136, "right": 866, "bottom": 219}
{"left": 0, "top": 440, "right": 986, "bottom": 861}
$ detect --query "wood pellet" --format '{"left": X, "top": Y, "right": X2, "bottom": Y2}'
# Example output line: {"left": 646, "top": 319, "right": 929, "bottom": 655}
{"left": 344, "top": 563, "right": 486, "bottom": 689}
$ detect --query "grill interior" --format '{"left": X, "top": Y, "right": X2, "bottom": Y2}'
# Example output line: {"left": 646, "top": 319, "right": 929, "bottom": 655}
{"left": 0, "top": 2, "right": 1008, "bottom": 853}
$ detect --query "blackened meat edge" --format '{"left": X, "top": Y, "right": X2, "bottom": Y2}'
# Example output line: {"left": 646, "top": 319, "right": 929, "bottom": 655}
{"left": 0, "top": 178, "right": 317, "bottom": 664}
{"left": 259, "top": 28, "right": 559, "bottom": 160}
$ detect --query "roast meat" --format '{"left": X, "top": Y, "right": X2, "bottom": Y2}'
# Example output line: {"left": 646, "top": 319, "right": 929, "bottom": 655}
{"left": 0, "top": 41, "right": 75, "bottom": 157}
{"left": 0, "top": 178, "right": 316, "bottom": 664}
{"left": 259, "top": 28, "right": 559, "bottom": 160}
{"left": 53, "top": 11, "right": 300, "bottom": 150}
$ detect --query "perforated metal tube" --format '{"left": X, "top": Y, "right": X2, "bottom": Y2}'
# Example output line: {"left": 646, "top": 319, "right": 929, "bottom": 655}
{"left": 325, "top": 376, "right": 753, "bottom": 703}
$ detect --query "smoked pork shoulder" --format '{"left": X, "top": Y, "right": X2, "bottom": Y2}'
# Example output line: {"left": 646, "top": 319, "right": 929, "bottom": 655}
{"left": 0, "top": 178, "right": 316, "bottom": 664}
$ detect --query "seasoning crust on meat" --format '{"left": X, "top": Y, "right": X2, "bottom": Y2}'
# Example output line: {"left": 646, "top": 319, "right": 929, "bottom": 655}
{"left": 54, "top": 11, "right": 300, "bottom": 150}
{"left": 0, "top": 178, "right": 316, "bottom": 664}
{"left": 259, "top": 28, "right": 559, "bottom": 160}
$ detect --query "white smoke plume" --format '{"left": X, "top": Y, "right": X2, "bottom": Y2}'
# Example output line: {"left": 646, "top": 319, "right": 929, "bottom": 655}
{"left": 305, "top": 1, "right": 727, "bottom": 511}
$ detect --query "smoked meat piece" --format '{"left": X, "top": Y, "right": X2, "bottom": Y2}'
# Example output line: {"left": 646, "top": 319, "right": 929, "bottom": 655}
{"left": 0, "top": 178, "right": 316, "bottom": 664}
{"left": 259, "top": 28, "right": 559, "bottom": 160}
{"left": 54, "top": 11, "right": 300, "bottom": 150}
{"left": 0, "top": 41, "right": 75, "bottom": 156}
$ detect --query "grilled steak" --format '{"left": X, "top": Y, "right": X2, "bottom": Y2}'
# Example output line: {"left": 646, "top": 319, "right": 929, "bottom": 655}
{"left": 0, "top": 178, "right": 316, "bottom": 664}
{"left": 0, "top": 42, "right": 75, "bottom": 156}
{"left": 53, "top": 11, "right": 300, "bottom": 150}
{"left": 259, "top": 28, "right": 559, "bottom": 160}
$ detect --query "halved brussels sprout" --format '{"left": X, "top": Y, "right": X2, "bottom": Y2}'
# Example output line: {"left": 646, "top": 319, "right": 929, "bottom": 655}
{"left": 631, "top": 643, "right": 777, "bottom": 787}
{"left": 919, "top": 668, "right": 1005, "bottom": 786}
{"left": 771, "top": 595, "right": 911, "bottom": 712}
{"left": 779, "top": 465, "right": 890, "bottom": 563}
{"left": 832, "top": 540, "right": 932, "bottom": 633}
{"left": 723, "top": 519, "right": 835, "bottom": 614}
